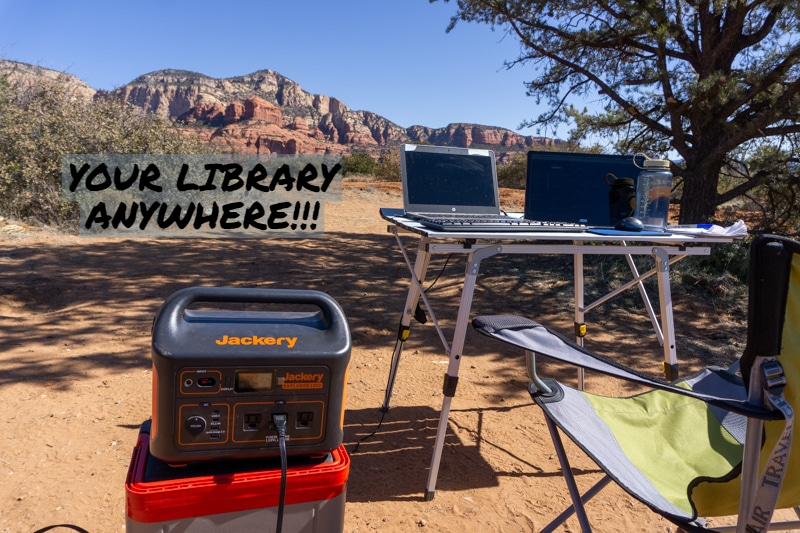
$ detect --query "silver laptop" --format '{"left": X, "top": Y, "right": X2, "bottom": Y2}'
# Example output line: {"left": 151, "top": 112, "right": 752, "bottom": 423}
{"left": 401, "top": 144, "right": 504, "bottom": 218}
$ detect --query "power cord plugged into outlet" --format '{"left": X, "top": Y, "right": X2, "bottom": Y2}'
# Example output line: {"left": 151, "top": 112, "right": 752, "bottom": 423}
{"left": 271, "top": 413, "right": 289, "bottom": 533}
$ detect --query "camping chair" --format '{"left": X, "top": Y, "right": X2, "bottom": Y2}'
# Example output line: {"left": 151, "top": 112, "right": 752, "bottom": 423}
{"left": 471, "top": 234, "right": 800, "bottom": 532}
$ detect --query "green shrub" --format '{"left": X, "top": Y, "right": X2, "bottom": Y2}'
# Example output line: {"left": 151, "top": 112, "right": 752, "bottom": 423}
{"left": 689, "top": 240, "right": 751, "bottom": 284}
{"left": 0, "top": 74, "right": 204, "bottom": 226}
{"left": 374, "top": 148, "right": 400, "bottom": 182}
{"left": 497, "top": 152, "right": 527, "bottom": 189}
{"left": 342, "top": 152, "right": 376, "bottom": 176}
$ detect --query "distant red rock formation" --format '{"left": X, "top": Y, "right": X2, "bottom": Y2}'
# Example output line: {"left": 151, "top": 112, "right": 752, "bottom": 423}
{"left": 100, "top": 68, "right": 561, "bottom": 155}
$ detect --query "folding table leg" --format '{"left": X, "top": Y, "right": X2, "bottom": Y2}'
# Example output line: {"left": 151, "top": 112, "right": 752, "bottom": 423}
{"left": 425, "top": 246, "right": 498, "bottom": 500}
{"left": 573, "top": 242, "right": 586, "bottom": 390}
{"left": 653, "top": 247, "right": 679, "bottom": 380}
{"left": 623, "top": 243, "right": 663, "bottom": 345}
{"left": 382, "top": 237, "right": 432, "bottom": 411}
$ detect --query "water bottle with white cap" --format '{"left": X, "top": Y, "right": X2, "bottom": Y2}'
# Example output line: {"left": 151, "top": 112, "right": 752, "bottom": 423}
{"left": 634, "top": 155, "right": 673, "bottom": 230}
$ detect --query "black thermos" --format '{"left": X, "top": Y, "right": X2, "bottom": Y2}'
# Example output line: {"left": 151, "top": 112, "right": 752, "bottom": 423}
{"left": 607, "top": 174, "right": 636, "bottom": 225}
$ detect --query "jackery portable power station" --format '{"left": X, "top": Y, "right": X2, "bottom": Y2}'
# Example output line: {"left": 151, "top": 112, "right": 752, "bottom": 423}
{"left": 149, "top": 287, "right": 351, "bottom": 463}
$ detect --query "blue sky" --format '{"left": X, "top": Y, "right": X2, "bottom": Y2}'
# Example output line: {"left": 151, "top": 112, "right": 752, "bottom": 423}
{"left": 0, "top": 0, "right": 571, "bottom": 138}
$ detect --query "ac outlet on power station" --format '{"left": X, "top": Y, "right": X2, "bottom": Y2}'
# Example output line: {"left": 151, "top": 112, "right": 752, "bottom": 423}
{"left": 227, "top": 401, "right": 325, "bottom": 445}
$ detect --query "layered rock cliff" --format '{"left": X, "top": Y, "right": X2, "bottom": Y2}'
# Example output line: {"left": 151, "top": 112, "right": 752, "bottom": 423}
{"left": 1, "top": 60, "right": 559, "bottom": 155}
{"left": 107, "top": 69, "right": 557, "bottom": 154}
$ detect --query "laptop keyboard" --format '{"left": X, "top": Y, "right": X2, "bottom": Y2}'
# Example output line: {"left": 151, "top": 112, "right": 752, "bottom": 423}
{"left": 415, "top": 216, "right": 587, "bottom": 233}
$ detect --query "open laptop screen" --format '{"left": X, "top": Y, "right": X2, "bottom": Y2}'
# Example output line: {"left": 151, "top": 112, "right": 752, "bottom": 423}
{"left": 401, "top": 144, "right": 500, "bottom": 215}
{"left": 524, "top": 151, "right": 638, "bottom": 226}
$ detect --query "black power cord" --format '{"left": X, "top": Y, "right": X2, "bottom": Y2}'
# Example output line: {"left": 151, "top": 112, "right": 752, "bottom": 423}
{"left": 32, "top": 526, "right": 90, "bottom": 533}
{"left": 271, "top": 413, "right": 289, "bottom": 533}
{"left": 353, "top": 254, "right": 456, "bottom": 453}
{"left": 350, "top": 407, "right": 387, "bottom": 454}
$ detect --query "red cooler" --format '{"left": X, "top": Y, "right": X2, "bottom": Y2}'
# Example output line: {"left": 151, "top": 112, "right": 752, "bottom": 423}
{"left": 125, "top": 422, "right": 349, "bottom": 532}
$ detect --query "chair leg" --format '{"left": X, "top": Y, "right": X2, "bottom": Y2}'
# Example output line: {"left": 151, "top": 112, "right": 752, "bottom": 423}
{"left": 540, "top": 416, "right": 606, "bottom": 533}
{"left": 540, "top": 475, "right": 612, "bottom": 533}
{"left": 736, "top": 358, "right": 769, "bottom": 533}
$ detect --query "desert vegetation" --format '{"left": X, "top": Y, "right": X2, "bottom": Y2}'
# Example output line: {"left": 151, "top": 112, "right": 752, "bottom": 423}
{"left": 0, "top": 73, "right": 203, "bottom": 226}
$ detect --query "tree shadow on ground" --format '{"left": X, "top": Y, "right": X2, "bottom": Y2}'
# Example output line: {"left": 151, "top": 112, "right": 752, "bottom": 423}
{"left": 342, "top": 403, "right": 602, "bottom": 502}
{"left": 0, "top": 232, "right": 418, "bottom": 386}
{"left": 0, "top": 231, "right": 745, "bottom": 393}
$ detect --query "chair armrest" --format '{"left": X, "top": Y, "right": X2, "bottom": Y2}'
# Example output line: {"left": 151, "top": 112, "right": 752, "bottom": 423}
{"left": 472, "top": 314, "right": 782, "bottom": 420}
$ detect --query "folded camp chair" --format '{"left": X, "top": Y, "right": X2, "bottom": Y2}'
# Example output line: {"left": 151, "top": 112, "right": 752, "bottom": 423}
{"left": 472, "top": 234, "right": 800, "bottom": 532}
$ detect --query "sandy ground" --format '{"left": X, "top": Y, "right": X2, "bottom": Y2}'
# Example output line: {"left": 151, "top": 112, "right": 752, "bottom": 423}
{"left": 1, "top": 181, "right": 796, "bottom": 532}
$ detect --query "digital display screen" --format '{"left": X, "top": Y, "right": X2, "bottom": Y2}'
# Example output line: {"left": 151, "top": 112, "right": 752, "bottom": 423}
{"left": 235, "top": 371, "right": 274, "bottom": 392}
{"left": 524, "top": 151, "right": 639, "bottom": 225}
{"left": 405, "top": 150, "right": 496, "bottom": 207}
